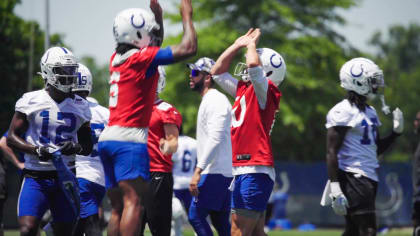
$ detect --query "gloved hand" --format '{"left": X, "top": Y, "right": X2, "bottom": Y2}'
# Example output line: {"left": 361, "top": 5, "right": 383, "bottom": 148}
{"left": 35, "top": 146, "right": 54, "bottom": 161}
{"left": 329, "top": 182, "right": 349, "bottom": 216}
{"left": 57, "top": 141, "right": 82, "bottom": 155}
{"left": 392, "top": 108, "right": 404, "bottom": 134}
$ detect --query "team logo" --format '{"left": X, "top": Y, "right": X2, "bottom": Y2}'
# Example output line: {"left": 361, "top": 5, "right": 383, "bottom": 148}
{"left": 270, "top": 53, "right": 283, "bottom": 68}
{"left": 350, "top": 64, "right": 364, "bottom": 77}
{"left": 131, "top": 14, "right": 145, "bottom": 29}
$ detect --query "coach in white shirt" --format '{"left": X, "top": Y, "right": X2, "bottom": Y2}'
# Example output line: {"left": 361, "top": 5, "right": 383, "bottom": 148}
{"left": 187, "top": 57, "right": 233, "bottom": 236}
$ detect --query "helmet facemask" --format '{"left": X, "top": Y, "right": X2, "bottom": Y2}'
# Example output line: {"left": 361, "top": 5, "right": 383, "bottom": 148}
{"left": 234, "top": 62, "right": 250, "bottom": 82}
{"left": 47, "top": 65, "right": 78, "bottom": 93}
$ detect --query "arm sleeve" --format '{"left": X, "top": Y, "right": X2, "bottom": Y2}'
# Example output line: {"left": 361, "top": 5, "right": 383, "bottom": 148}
{"left": 196, "top": 100, "right": 231, "bottom": 170}
{"left": 325, "top": 106, "right": 354, "bottom": 129}
{"left": 212, "top": 72, "right": 238, "bottom": 98}
{"left": 150, "top": 47, "right": 174, "bottom": 66}
{"left": 248, "top": 66, "right": 268, "bottom": 109}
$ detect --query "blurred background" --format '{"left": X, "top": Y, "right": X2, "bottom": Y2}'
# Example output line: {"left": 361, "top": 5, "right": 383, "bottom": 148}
{"left": 2, "top": 0, "right": 420, "bottom": 232}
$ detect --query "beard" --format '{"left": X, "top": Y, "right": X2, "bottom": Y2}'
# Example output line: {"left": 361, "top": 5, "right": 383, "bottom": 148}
{"left": 192, "top": 77, "right": 204, "bottom": 92}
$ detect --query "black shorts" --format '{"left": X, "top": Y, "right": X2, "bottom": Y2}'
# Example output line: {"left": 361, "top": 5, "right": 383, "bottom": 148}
{"left": 141, "top": 172, "right": 173, "bottom": 236}
{"left": 0, "top": 172, "right": 6, "bottom": 200}
{"left": 338, "top": 169, "right": 378, "bottom": 215}
{"left": 413, "top": 201, "right": 420, "bottom": 220}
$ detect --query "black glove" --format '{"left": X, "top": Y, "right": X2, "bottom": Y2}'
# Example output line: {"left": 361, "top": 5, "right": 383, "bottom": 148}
{"left": 57, "top": 141, "right": 82, "bottom": 156}
{"left": 35, "top": 146, "right": 54, "bottom": 161}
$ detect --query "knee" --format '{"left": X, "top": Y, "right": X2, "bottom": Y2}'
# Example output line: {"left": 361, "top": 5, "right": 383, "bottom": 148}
{"left": 20, "top": 221, "right": 38, "bottom": 236}
{"left": 414, "top": 225, "right": 420, "bottom": 236}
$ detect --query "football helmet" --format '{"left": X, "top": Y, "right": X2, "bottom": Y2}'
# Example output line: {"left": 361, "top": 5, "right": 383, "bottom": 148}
{"left": 157, "top": 66, "right": 166, "bottom": 94}
{"left": 234, "top": 48, "right": 286, "bottom": 86}
{"left": 113, "top": 8, "right": 160, "bottom": 49}
{"left": 72, "top": 63, "right": 93, "bottom": 94}
{"left": 339, "top": 57, "right": 384, "bottom": 96}
{"left": 40, "top": 47, "right": 79, "bottom": 93}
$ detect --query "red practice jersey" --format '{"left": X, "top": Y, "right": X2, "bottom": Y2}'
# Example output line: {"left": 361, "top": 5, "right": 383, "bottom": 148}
{"left": 148, "top": 100, "right": 182, "bottom": 172}
{"left": 231, "top": 80, "right": 281, "bottom": 167}
{"left": 108, "top": 46, "right": 160, "bottom": 128}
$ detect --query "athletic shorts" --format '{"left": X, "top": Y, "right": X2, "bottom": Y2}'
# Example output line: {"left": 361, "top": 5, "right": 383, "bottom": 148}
{"left": 192, "top": 174, "right": 232, "bottom": 211}
{"left": 338, "top": 169, "right": 378, "bottom": 215}
{"left": 232, "top": 173, "right": 274, "bottom": 212}
{"left": 78, "top": 178, "right": 106, "bottom": 218}
{"left": 18, "top": 177, "right": 77, "bottom": 222}
{"left": 174, "top": 188, "right": 192, "bottom": 210}
{"left": 98, "top": 141, "right": 150, "bottom": 189}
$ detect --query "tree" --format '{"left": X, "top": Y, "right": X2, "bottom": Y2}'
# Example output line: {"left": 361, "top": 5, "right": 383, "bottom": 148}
{"left": 0, "top": 0, "right": 65, "bottom": 132}
{"left": 369, "top": 24, "right": 420, "bottom": 161}
{"left": 161, "top": 0, "right": 361, "bottom": 161}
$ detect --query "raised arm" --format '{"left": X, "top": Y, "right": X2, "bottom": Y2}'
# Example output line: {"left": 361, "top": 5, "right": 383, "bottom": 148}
{"left": 170, "top": 0, "right": 197, "bottom": 62}
{"left": 150, "top": 0, "right": 164, "bottom": 46}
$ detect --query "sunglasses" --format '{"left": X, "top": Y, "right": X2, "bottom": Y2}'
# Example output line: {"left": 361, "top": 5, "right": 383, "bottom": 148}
{"left": 191, "top": 69, "right": 201, "bottom": 77}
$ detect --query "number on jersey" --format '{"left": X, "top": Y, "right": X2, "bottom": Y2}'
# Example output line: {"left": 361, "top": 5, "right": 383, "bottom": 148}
{"left": 39, "top": 110, "right": 76, "bottom": 144}
{"left": 360, "top": 118, "right": 378, "bottom": 145}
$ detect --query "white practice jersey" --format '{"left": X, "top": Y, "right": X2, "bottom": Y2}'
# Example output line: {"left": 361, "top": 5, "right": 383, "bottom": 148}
{"left": 326, "top": 99, "right": 381, "bottom": 181}
{"left": 172, "top": 135, "right": 197, "bottom": 190}
{"left": 76, "top": 99, "right": 109, "bottom": 186}
{"left": 196, "top": 89, "right": 233, "bottom": 177}
{"left": 15, "top": 90, "right": 91, "bottom": 171}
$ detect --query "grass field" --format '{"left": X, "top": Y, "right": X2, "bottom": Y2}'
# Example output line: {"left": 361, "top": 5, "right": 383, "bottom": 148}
{"left": 3, "top": 228, "right": 414, "bottom": 236}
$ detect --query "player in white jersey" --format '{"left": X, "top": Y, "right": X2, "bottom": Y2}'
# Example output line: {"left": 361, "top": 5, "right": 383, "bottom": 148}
{"left": 322, "top": 58, "right": 403, "bottom": 236}
{"left": 73, "top": 64, "right": 109, "bottom": 236}
{"left": 188, "top": 57, "right": 233, "bottom": 236}
{"left": 171, "top": 132, "right": 197, "bottom": 235}
{"left": 7, "top": 47, "right": 93, "bottom": 236}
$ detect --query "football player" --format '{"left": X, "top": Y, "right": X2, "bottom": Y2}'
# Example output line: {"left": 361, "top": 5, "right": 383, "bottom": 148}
{"left": 188, "top": 57, "right": 233, "bottom": 236}
{"left": 324, "top": 58, "right": 403, "bottom": 236}
{"left": 413, "top": 111, "right": 420, "bottom": 236}
{"left": 210, "top": 28, "right": 285, "bottom": 236}
{"left": 97, "top": 0, "right": 197, "bottom": 235}
{"left": 72, "top": 63, "right": 109, "bottom": 236}
{"left": 140, "top": 66, "right": 182, "bottom": 236}
{"left": 7, "top": 46, "right": 93, "bottom": 236}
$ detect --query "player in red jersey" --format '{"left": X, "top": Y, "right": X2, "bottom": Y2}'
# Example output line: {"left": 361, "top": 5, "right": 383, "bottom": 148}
{"left": 211, "top": 29, "right": 286, "bottom": 236}
{"left": 140, "top": 66, "right": 182, "bottom": 236}
{"left": 97, "top": 0, "right": 196, "bottom": 235}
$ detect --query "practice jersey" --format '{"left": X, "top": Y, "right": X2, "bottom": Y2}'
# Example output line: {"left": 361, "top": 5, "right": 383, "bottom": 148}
{"left": 148, "top": 99, "right": 182, "bottom": 172}
{"left": 108, "top": 47, "right": 160, "bottom": 128}
{"left": 231, "top": 80, "right": 281, "bottom": 167}
{"left": 15, "top": 90, "right": 91, "bottom": 171}
{"left": 326, "top": 99, "right": 381, "bottom": 181}
{"left": 76, "top": 99, "right": 109, "bottom": 186}
{"left": 172, "top": 135, "right": 197, "bottom": 190}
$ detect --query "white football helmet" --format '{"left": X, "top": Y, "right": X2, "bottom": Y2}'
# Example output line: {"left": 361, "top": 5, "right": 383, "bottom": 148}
{"left": 234, "top": 48, "right": 286, "bottom": 86}
{"left": 157, "top": 66, "right": 166, "bottom": 94}
{"left": 339, "top": 57, "right": 384, "bottom": 96}
{"left": 40, "top": 47, "right": 79, "bottom": 93}
{"left": 72, "top": 63, "right": 93, "bottom": 94}
{"left": 113, "top": 8, "right": 160, "bottom": 49}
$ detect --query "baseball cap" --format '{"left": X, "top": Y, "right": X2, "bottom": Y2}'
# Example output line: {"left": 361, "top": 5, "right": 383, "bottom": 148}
{"left": 187, "top": 57, "right": 215, "bottom": 74}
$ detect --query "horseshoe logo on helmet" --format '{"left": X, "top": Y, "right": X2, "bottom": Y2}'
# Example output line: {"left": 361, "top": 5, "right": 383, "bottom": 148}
{"left": 131, "top": 14, "right": 145, "bottom": 29}
{"left": 270, "top": 54, "right": 283, "bottom": 68}
{"left": 350, "top": 64, "right": 364, "bottom": 77}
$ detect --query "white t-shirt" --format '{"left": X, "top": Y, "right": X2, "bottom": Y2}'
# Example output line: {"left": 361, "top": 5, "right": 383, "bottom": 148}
{"left": 196, "top": 89, "right": 233, "bottom": 177}
{"left": 326, "top": 99, "right": 381, "bottom": 181}
{"left": 76, "top": 99, "right": 109, "bottom": 186}
{"left": 15, "top": 90, "right": 91, "bottom": 171}
{"left": 172, "top": 135, "right": 197, "bottom": 190}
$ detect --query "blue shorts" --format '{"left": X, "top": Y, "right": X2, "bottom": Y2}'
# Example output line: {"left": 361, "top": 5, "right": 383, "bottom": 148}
{"left": 232, "top": 173, "right": 274, "bottom": 212}
{"left": 192, "top": 174, "right": 232, "bottom": 211}
{"left": 18, "top": 177, "right": 77, "bottom": 222}
{"left": 78, "top": 178, "right": 106, "bottom": 218}
{"left": 174, "top": 188, "right": 192, "bottom": 210}
{"left": 98, "top": 141, "right": 150, "bottom": 189}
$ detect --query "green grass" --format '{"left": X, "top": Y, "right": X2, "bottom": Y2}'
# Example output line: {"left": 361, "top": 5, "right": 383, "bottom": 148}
{"left": 4, "top": 228, "right": 413, "bottom": 236}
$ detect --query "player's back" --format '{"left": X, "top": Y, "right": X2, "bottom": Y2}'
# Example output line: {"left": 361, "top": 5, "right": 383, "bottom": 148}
{"left": 108, "top": 47, "right": 160, "bottom": 128}
{"left": 172, "top": 135, "right": 197, "bottom": 190}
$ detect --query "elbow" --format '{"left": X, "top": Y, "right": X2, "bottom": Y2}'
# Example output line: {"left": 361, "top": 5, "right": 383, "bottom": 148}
{"left": 6, "top": 136, "right": 15, "bottom": 149}
{"left": 185, "top": 39, "right": 197, "bottom": 57}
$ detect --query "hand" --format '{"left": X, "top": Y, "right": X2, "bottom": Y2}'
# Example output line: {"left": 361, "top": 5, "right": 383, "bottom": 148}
{"left": 159, "top": 138, "right": 170, "bottom": 155}
{"left": 329, "top": 182, "right": 349, "bottom": 216}
{"left": 234, "top": 28, "right": 257, "bottom": 48}
{"left": 150, "top": 0, "right": 162, "bottom": 19}
{"left": 17, "top": 161, "right": 25, "bottom": 170}
{"left": 57, "top": 141, "right": 82, "bottom": 155}
{"left": 248, "top": 28, "right": 261, "bottom": 46}
{"left": 392, "top": 107, "right": 404, "bottom": 134}
{"left": 189, "top": 170, "right": 201, "bottom": 197}
{"left": 35, "top": 146, "right": 53, "bottom": 161}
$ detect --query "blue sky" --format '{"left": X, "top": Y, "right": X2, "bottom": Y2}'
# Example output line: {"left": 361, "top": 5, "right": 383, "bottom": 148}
{"left": 14, "top": 0, "right": 420, "bottom": 65}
